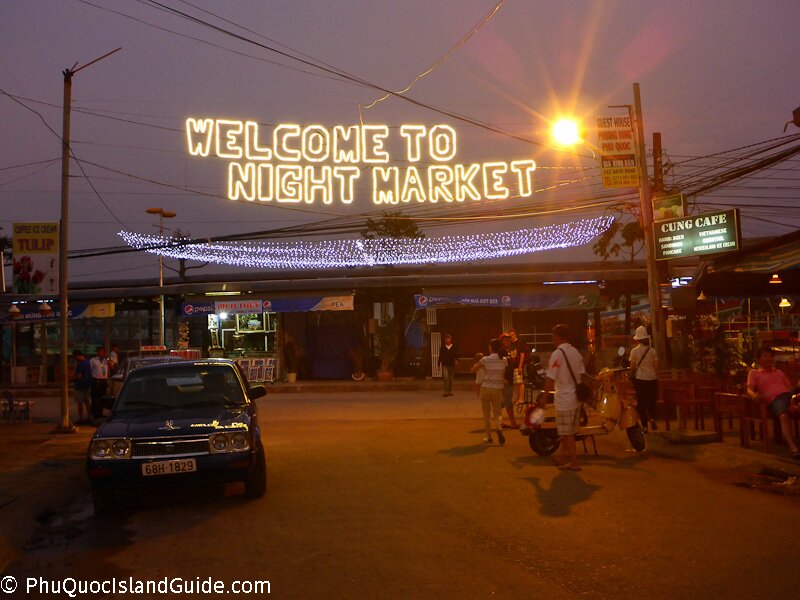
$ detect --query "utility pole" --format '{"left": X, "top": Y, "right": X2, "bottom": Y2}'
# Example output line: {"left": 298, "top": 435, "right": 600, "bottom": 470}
{"left": 632, "top": 83, "right": 668, "bottom": 366}
{"left": 55, "top": 48, "right": 121, "bottom": 433}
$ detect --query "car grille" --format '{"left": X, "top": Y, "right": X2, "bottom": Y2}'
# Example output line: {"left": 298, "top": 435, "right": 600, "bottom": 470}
{"left": 131, "top": 437, "right": 209, "bottom": 458}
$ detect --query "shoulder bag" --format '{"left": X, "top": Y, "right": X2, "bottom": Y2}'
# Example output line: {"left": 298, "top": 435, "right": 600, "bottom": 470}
{"left": 559, "top": 348, "right": 594, "bottom": 405}
{"left": 630, "top": 346, "right": 651, "bottom": 383}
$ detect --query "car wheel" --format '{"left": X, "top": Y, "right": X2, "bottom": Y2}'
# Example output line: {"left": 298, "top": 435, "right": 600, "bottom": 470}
{"left": 92, "top": 486, "right": 114, "bottom": 514}
{"left": 245, "top": 445, "right": 267, "bottom": 498}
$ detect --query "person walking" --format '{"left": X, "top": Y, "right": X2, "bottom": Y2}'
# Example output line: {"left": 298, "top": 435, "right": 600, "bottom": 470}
{"left": 629, "top": 325, "right": 659, "bottom": 432}
{"left": 543, "top": 324, "right": 586, "bottom": 470}
{"left": 471, "top": 339, "right": 508, "bottom": 445}
{"left": 72, "top": 349, "right": 93, "bottom": 424}
{"left": 89, "top": 346, "right": 110, "bottom": 420}
{"left": 438, "top": 334, "right": 458, "bottom": 397}
{"left": 498, "top": 333, "right": 520, "bottom": 429}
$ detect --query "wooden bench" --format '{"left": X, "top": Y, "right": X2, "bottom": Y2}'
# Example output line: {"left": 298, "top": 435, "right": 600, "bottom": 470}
{"left": 712, "top": 392, "right": 745, "bottom": 444}
{"left": 659, "top": 379, "right": 714, "bottom": 431}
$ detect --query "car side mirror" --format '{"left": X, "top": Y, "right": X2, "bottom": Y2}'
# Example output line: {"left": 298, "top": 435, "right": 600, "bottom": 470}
{"left": 111, "top": 373, "right": 124, "bottom": 382}
{"left": 248, "top": 385, "right": 267, "bottom": 400}
{"left": 617, "top": 347, "right": 626, "bottom": 357}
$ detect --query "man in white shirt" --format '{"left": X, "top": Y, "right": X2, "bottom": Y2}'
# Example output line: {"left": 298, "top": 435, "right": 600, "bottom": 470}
{"left": 89, "top": 347, "right": 110, "bottom": 420}
{"left": 543, "top": 324, "right": 586, "bottom": 471}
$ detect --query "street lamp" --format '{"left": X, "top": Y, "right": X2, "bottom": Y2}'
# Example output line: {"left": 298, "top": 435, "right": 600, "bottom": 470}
{"left": 146, "top": 207, "right": 176, "bottom": 346}
{"left": 551, "top": 118, "right": 582, "bottom": 146}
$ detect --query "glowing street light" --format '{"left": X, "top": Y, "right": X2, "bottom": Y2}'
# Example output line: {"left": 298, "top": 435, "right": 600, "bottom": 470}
{"left": 551, "top": 118, "right": 582, "bottom": 146}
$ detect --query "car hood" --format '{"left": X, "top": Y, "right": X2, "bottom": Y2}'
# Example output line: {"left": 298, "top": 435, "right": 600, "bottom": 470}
{"left": 96, "top": 406, "right": 251, "bottom": 439}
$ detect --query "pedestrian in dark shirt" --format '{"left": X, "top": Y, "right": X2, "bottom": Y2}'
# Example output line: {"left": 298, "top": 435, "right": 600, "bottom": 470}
{"left": 72, "top": 349, "right": 93, "bottom": 424}
{"left": 438, "top": 334, "right": 458, "bottom": 397}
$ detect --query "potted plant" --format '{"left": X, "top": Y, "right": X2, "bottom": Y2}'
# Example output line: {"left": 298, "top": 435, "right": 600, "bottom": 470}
{"left": 375, "top": 318, "right": 400, "bottom": 382}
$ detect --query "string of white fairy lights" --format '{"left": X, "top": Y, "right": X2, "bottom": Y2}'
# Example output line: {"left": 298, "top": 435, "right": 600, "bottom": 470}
{"left": 118, "top": 216, "right": 613, "bottom": 269}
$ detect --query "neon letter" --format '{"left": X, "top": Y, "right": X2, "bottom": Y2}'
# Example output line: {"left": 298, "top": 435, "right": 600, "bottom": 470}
{"left": 429, "top": 125, "right": 457, "bottom": 161}
{"left": 333, "top": 126, "right": 360, "bottom": 164}
{"left": 186, "top": 118, "right": 214, "bottom": 157}
{"left": 274, "top": 124, "right": 301, "bottom": 161}
{"left": 276, "top": 165, "right": 303, "bottom": 202}
{"left": 428, "top": 166, "right": 455, "bottom": 203}
{"left": 455, "top": 163, "right": 481, "bottom": 202}
{"left": 401, "top": 166, "right": 426, "bottom": 203}
{"left": 482, "top": 162, "right": 509, "bottom": 200}
{"left": 304, "top": 166, "right": 333, "bottom": 205}
{"left": 400, "top": 125, "right": 427, "bottom": 162}
{"left": 257, "top": 164, "right": 274, "bottom": 201}
{"left": 333, "top": 167, "right": 360, "bottom": 204}
{"left": 245, "top": 121, "right": 272, "bottom": 161}
{"left": 228, "top": 162, "right": 256, "bottom": 201}
{"left": 216, "top": 120, "right": 244, "bottom": 159}
{"left": 372, "top": 167, "right": 399, "bottom": 204}
{"left": 302, "top": 126, "right": 330, "bottom": 162}
{"left": 362, "top": 125, "right": 390, "bottom": 163}
{"left": 510, "top": 160, "right": 536, "bottom": 197}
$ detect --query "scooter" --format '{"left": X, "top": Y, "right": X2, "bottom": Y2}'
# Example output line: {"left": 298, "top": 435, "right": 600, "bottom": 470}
{"left": 520, "top": 347, "right": 646, "bottom": 456}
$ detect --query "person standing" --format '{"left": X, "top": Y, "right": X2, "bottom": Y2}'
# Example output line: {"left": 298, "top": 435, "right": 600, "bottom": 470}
{"left": 630, "top": 326, "right": 659, "bottom": 431}
{"left": 89, "top": 347, "right": 110, "bottom": 420}
{"left": 72, "top": 349, "right": 93, "bottom": 424}
{"left": 438, "top": 334, "right": 458, "bottom": 397}
{"left": 471, "top": 339, "right": 507, "bottom": 445}
{"left": 543, "top": 324, "right": 586, "bottom": 470}
{"left": 507, "top": 328, "right": 529, "bottom": 412}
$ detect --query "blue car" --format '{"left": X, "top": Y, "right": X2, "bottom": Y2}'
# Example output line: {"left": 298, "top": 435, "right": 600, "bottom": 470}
{"left": 87, "top": 359, "right": 267, "bottom": 512}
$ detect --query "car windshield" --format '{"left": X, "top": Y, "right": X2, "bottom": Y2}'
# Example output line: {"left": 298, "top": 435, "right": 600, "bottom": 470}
{"left": 116, "top": 364, "right": 247, "bottom": 412}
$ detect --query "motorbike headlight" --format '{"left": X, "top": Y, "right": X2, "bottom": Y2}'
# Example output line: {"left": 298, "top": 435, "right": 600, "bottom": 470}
{"left": 90, "top": 438, "right": 130, "bottom": 460}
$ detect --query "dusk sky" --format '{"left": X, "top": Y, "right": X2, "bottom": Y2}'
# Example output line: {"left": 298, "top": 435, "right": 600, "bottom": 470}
{"left": 2, "top": 0, "right": 799, "bottom": 282}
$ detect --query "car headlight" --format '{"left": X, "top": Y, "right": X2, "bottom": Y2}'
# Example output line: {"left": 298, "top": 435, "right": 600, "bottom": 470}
{"left": 209, "top": 432, "right": 250, "bottom": 453}
{"left": 90, "top": 438, "right": 131, "bottom": 460}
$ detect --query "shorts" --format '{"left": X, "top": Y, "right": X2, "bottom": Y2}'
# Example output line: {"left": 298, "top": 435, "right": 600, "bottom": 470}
{"left": 555, "top": 407, "right": 581, "bottom": 435}
{"left": 75, "top": 388, "right": 91, "bottom": 406}
{"left": 769, "top": 392, "right": 792, "bottom": 417}
{"left": 502, "top": 384, "right": 513, "bottom": 409}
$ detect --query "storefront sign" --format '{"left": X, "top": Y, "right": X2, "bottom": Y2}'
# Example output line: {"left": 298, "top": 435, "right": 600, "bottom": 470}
{"left": 596, "top": 115, "right": 638, "bottom": 189}
{"left": 184, "top": 296, "right": 354, "bottom": 315}
{"left": 414, "top": 293, "right": 598, "bottom": 310}
{"left": 214, "top": 300, "right": 267, "bottom": 314}
{"left": 182, "top": 301, "right": 216, "bottom": 316}
{"left": 0, "top": 302, "right": 115, "bottom": 323}
{"left": 654, "top": 209, "right": 741, "bottom": 260}
{"left": 186, "top": 119, "right": 536, "bottom": 206}
{"left": 652, "top": 193, "right": 686, "bottom": 221}
{"left": 12, "top": 222, "right": 59, "bottom": 295}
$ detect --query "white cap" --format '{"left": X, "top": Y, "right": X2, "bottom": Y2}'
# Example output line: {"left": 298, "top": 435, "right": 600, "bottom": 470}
{"left": 633, "top": 326, "right": 649, "bottom": 341}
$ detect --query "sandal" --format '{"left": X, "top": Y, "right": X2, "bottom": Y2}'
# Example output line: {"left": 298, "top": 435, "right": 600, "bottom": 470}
{"left": 558, "top": 464, "right": 583, "bottom": 471}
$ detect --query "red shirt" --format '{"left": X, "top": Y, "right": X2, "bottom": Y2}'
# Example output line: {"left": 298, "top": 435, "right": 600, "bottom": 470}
{"left": 747, "top": 368, "right": 791, "bottom": 403}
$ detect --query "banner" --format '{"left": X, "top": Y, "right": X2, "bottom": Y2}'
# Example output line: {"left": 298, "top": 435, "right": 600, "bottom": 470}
{"left": 12, "top": 222, "right": 59, "bottom": 295}
{"left": 0, "top": 302, "right": 115, "bottom": 323}
{"left": 596, "top": 115, "right": 638, "bottom": 189}
{"left": 414, "top": 293, "right": 598, "bottom": 310}
{"left": 182, "top": 295, "right": 354, "bottom": 316}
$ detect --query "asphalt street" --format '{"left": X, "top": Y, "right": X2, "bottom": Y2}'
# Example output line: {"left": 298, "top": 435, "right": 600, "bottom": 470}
{"left": 1, "top": 389, "right": 800, "bottom": 599}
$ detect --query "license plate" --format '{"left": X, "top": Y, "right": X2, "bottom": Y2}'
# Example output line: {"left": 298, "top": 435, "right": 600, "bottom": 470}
{"left": 141, "top": 458, "right": 197, "bottom": 477}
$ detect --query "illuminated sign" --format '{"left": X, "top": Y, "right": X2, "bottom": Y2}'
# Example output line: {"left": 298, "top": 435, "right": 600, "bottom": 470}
{"left": 12, "top": 222, "right": 59, "bottom": 295}
{"left": 596, "top": 115, "right": 638, "bottom": 189}
{"left": 186, "top": 119, "right": 536, "bottom": 206}
{"left": 654, "top": 209, "right": 741, "bottom": 260}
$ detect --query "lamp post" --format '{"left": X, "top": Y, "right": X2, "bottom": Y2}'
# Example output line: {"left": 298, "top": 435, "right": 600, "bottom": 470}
{"left": 145, "top": 208, "right": 176, "bottom": 346}
{"left": 56, "top": 48, "right": 121, "bottom": 433}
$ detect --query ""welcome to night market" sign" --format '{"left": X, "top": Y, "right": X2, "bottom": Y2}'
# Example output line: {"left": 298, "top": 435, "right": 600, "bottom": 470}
{"left": 186, "top": 119, "right": 536, "bottom": 207}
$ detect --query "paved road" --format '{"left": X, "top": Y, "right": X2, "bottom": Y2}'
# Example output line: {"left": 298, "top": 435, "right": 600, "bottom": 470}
{"left": 2, "top": 390, "right": 800, "bottom": 599}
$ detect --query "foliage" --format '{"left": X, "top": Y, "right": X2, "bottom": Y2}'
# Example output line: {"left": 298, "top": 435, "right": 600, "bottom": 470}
{"left": 361, "top": 211, "right": 425, "bottom": 240}
{"left": 376, "top": 318, "right": 401, "bottom": 371}
{"left": 592, "top": 211, "right": 644, "bottom": 263}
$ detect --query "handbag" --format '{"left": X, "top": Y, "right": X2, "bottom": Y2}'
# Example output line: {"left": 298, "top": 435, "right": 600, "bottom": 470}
{"left": 513, "top": 368, "right": 524, "bottom": 385}
{"left": 630, "top": 346, "right": 651, "bottom": 383}
{"left": 559, "top": 348, "right": 594, "bottom": 406}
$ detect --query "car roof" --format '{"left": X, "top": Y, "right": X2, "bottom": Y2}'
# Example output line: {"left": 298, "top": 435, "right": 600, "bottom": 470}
{"left": 131, "top": 358, "right": 238, "bottom": 372}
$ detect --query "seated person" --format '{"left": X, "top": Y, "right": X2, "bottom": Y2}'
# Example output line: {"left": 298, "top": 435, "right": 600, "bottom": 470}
{"left": 746, "top": 347, "right": 800, "bottom": 460}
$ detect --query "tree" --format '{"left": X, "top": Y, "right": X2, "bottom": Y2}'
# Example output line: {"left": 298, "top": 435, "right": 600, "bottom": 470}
{"left": 593, "top": 206, "right": 644, "bottom": 335}
{"left": 361, "top": 210, "right": 425, "bottom": 240}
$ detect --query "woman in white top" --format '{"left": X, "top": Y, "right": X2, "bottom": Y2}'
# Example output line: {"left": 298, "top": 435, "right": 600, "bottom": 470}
{"left": 629, "top": 326, "right": 659, "bottom": 432}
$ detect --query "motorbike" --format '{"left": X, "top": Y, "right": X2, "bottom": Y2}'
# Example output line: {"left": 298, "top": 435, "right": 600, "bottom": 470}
{"left": 520, "top": 347, "right": 646, "bottom": 456}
